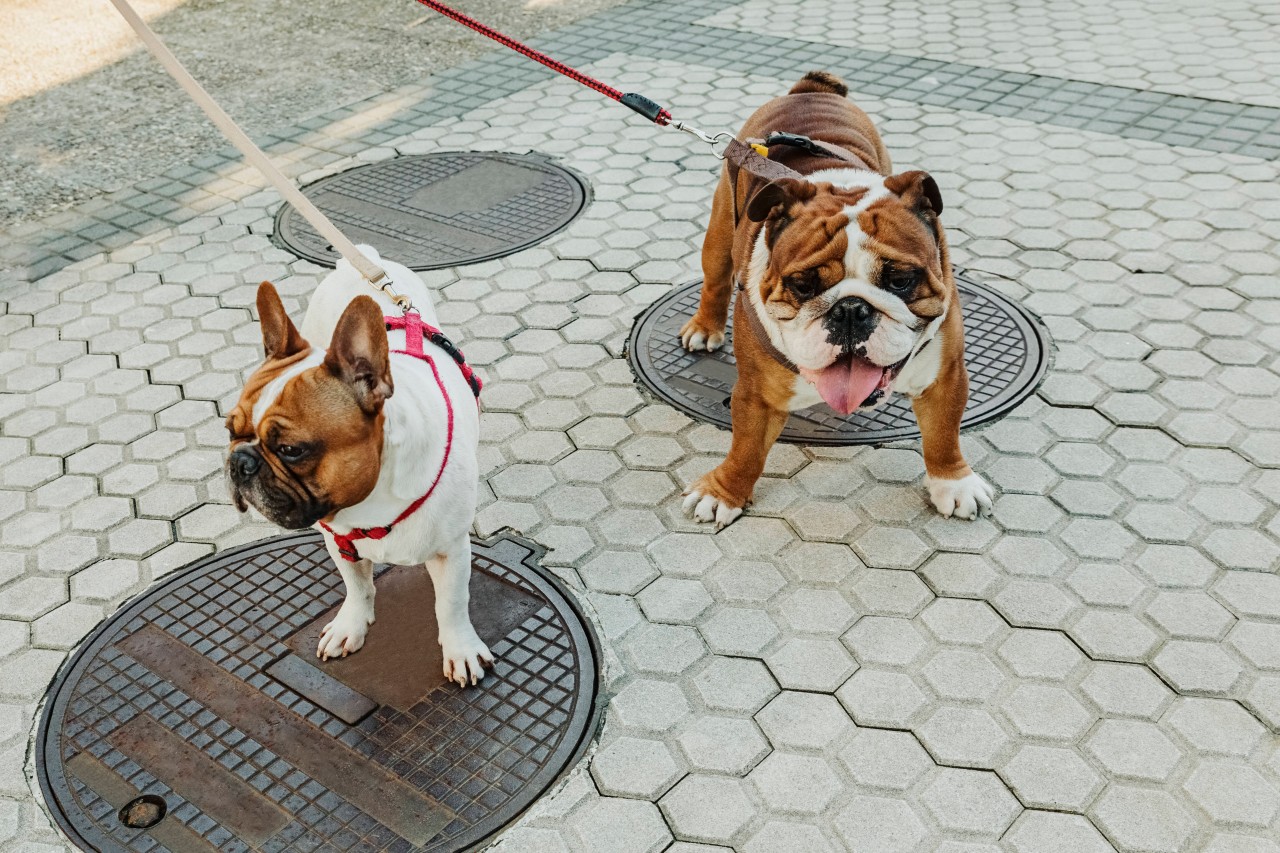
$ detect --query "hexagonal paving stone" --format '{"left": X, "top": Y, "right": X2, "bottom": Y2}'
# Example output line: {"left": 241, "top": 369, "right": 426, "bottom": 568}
{"left": 676, "top": 715, "right": 770, "bottom": 776}
{"left": 1001, "top": 684, "right": 1094, "bottom": 742}
{"left": 836, "top": 669, "right": 929, "bottom": 728}
{"left": 660, "top": 775, "right": 754, "bottom": 846}
{"left": 1079, "top": 662, "right": 1174, "bottom": 720}
{"left": 1182, "top": 761, "right": 1280, "bottom": 828}
{"left": 852, "top": 527, "right": 931, "bottom": 570}
{"left": 1164, "top": 697, "right": 1266, "bottom": 757}
{"left": 755, "top": 692, "right": 854, "bottom": 752}
{"left": 591, "top": 736, "right": 683, "bottom": 799}
{"left": 920, "top": 767, "right": 1021, "bottom": 837}
{"left": 832, "top": 795, "right": 927, "bottom": 853}
{"left": 917, "top": 706, "right": 1012, "bottom": 769}
{"left": 999, "top": 745, "right": 1103, "bottom": 811}
{"left": 1003, "top": 810, "right": 1116, "bottom": 853}
{"left": 623, "top": 623, "right": 708, "bottom": 676}
{"left": 1152, "top": 640, "right": 1243, "bottom": 695}
{"left": 569, "top": 796, "right": 672, "bottom": 853}
{"left": 611, "top": 679, "right": 691, "bottom": 733}
{"left": 921, "top": 648, "right": 1008, "bottom": 702}
{"left": 848, "top": 568, "right": 934, "bottom": 617}
{"left": 1085, "top": 719, "right": 1184, "bottom": 782}
{"left": 763, "top": 636, "right": 857, "bottom": 693}
{"left": 747, "top": 752, "right": 840, "bottom": 816}
{"left": 1090, "top": 786, "right": 1196, "bottom": 853}
{"left": 838, "top": 726, "right": 934, "bottom": 792}
{"left": 742, "top": 821, "right": 836, "bottom": 853}
{"left": 693, "top": 657, "right": 779, "bottom": 714}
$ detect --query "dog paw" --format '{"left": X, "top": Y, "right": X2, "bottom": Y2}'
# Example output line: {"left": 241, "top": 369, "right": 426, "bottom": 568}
{"left": 317, "top": 606, "right": 374, "bottom": 661}
{"left": 679, "top": 316, "right": 726, "bottom": 352}
{"left": 440, "top": 627, "right": 494, "bottom": 688}
{"left": 681, "top": 478, "right": 745, "bottom": 529}
{"left": 926, "top": 472, "right": 994, "bottom": 520}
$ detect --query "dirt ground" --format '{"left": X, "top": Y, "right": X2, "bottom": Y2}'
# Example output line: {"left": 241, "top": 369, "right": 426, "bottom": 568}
{"left": 0, "top": 0, "right": 627, "bottom": 226}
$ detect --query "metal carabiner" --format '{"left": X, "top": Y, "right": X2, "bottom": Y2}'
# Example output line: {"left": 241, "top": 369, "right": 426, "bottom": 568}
{"left": 671, "top": 120, "right": 734, "bottom": 159}
{"left": 368, "top": 272, "right": 416, "bottom": 314}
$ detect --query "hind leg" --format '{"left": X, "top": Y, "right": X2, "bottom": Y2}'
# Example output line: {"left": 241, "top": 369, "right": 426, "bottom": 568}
{"left": 681, "top": 167, "right": 736, "bottom": 352}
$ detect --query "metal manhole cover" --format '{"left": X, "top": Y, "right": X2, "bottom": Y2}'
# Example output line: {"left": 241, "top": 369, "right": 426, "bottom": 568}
{"left": 37, "top": 531, "right": 601, "bottom": 853}
{"left": 626, "top": 269, "right": 1050, "bottom": 445}
{"left": 274, "top": 153, "right": 590, "bottom": 270}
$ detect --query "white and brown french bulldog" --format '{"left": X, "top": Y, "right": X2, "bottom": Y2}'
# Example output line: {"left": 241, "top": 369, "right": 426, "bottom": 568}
{"left": 680, "top": 71, "right": 994, "bottom": 527}
{"left": 225, "top": 246, "right": 493, "bottom": 686}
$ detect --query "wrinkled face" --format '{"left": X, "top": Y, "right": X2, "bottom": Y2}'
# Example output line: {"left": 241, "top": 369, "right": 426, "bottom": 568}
{"left": 745, "top": 169, "right": 950, "bottom": 414}
{"left": 225, "top": 284, "right": 391, "bottom": 529}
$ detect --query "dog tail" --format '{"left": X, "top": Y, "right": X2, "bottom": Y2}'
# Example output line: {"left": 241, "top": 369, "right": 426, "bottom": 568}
{"left": 789, "top": 71, "right": 848, "bottom": 97}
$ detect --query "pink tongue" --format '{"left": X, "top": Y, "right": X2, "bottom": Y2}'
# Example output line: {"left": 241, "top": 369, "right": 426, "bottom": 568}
{"left": 800, "top": 356, "right": 885, "bottom": 415}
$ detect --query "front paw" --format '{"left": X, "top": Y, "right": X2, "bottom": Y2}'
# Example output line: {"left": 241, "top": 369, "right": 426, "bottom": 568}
{"left": 440, "top": 627, "right": 494, "bottom": 687}
{"left": 681, "top": 474, "right": 746, "bottom": 529}
{"left": 679, "top": 315, "right": 726, "bottom": 352}
{"left": 925, "top": 472, "right": 994, "bottom": 520}
{"left": 317, "top": 607, "right": 374, "bottom": 661}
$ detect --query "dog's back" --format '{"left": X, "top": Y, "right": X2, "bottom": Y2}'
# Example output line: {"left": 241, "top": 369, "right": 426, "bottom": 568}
{"left": 301, "top": 244, "right": 439, "bottom": 346}
{"left": 739, "top": 71, "right": 892, "bottom": 176}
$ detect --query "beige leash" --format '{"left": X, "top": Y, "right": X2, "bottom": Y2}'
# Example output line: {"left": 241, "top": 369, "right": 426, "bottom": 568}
{"left": 105, "top": 0, "right": 416, "bottom": 311}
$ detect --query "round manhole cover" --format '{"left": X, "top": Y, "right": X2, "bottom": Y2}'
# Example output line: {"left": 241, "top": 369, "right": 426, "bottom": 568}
{"left": 274, "top": 152, "right": 590, "bottom": 270}
{"left": 627, "top": 270, "right": 1050, "bottom": 445}
{"left": 37, "top": 532, "right": 601, "bottom": 853}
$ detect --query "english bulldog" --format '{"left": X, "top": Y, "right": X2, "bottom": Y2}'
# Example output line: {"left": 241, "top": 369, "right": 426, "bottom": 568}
{"left": 679, "top": 71, "right": 994, "bottom": 527}
{"left": 225, "top": 246, "right": 493, "bottom": 686}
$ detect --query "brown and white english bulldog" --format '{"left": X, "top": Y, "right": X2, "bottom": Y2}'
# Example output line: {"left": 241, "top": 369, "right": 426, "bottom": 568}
{"left": 680, "top": 71, "right": 994, "bottom": 527}
{"left": 225, "top": 247, "right": 493, "bottom": 686}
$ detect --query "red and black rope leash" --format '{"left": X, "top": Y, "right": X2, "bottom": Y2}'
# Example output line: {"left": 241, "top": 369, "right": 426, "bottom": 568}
{"left": 412, "top": 0, "right": 736, "bottom": 144}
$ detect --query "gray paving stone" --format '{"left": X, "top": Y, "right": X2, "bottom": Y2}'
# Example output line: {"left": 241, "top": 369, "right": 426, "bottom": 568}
{"left": 569, "top": 796, "right": 672, "bottom": 853}
{"left": 1094, "top": 786, "right": 1199, "bottom": 853}
{"left": 920, "top": 768, "right": 1021, "bottom": 837}
{"left": 1003, "top": 810, "right": 1116, "bottom": 853}
{"left": 591, "top": 735, "right": 683, "bottom": 800}
{"left": 660, "top": 775, "right": 754, "bottom": 846}
{"left": 832, "top": 795, "right": 926, "bottom": 853}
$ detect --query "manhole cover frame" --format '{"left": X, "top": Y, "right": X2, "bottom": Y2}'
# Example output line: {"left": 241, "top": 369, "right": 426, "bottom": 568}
{"left": 36, "top": 530, "right": 604, "bottom": 853}
{"left": 626, "top": 269, "right": 1051, "bottom": 446}
{"left": 272, "top": 151, "right": 592, "bottom": 270}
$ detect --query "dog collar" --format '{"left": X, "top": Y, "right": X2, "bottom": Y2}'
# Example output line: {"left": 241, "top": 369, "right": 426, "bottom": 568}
{"left": 734, "top": 282, "right": 798, "bottom": 373}
{"left": 318, "top": 313, "right": 480, "bottom": 562}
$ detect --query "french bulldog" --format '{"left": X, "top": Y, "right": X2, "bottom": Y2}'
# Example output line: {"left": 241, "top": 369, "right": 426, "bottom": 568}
{"left": 680, "top": 71, "right": 994, "bottom": 527}
{"left": 225, "top": 246, "right": 493, "bottom": 686}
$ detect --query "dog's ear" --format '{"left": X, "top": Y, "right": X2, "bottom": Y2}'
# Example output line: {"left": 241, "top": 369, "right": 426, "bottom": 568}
{"left": 884, "top": 170, "right": 943, "bottom": 216}
{"left": 746, "top": 177, "right": 816, "bottom": 222}
{"left": 256, "top": 281, "right": 310, "bottom": 360}
{"left": 323, "top": 295, "right": 393, "bottom": 415}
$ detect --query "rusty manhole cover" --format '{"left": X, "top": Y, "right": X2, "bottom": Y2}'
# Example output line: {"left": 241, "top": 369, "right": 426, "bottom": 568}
{"left": 273, "top": 152, "right": 589, "bottom": 270}
{"left": 37, "top": 531, "right": 601, "bottom": 852}
{"left": 626, "top": 270, "right": 1050, "bottom": 445}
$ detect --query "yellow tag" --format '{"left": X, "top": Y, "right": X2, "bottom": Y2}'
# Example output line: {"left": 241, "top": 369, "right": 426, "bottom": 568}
{"left": 750, "top": 143, "right": 769, "bottom": 157}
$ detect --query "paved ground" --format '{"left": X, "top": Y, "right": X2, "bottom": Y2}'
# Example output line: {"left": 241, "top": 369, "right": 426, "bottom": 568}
{"left": 0, "top": 0, "right": 625, "bottom": 226}
{"left": 3, "top": 0, "right": 1280, "bottom": 850}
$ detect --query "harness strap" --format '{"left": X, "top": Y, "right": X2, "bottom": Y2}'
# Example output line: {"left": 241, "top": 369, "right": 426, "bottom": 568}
{"left": 318, "top": 314, "right": 479, "bottom": 562}
{"left": 734, "top": 284, "right": 798, "bottom": 374}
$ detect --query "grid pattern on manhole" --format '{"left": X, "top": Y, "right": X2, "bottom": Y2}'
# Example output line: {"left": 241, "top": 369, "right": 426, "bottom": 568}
{"left": 627, "top": 269, "right": 1050, "bottom": 445}
{"left": 38, "top": 532, "right": 599, "bottom": 853}
{"left": 273, "top": 153, "right": 589, "bottom": 271}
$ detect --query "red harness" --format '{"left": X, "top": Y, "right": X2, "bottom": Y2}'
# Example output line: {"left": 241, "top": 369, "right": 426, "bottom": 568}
{"left": 318, "top": 313, "right": 481, "bottom": 562}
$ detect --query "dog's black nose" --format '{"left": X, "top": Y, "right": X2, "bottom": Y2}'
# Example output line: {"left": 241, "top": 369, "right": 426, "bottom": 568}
{"left": 831, "top": 297, "right": 873, "bottom": 325}
{"left": 231, "top": 447, "right": 261, "bottom": 478}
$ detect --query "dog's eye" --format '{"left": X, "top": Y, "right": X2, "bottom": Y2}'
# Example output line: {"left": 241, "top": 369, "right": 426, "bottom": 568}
{"left": 275, "top": 444, "right": 305, "bottom": 462}
{"left": 782, "top": 269, "right": 822, "bottom": 300}
{"left": 882, "top": 265, "right": 922, "bottom": 294}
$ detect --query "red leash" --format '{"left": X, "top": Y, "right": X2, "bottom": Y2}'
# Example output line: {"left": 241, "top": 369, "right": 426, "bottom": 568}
{"left": 412, "top": 0, "right": 734, "bottom": 146}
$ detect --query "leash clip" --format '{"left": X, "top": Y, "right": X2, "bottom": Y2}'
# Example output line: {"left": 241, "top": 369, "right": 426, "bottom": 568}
{"left": 368, "top": 271, "right": 416, "bottom": 314}
{"left": 671, "top": 120, "right": 733, "bottom": 159}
